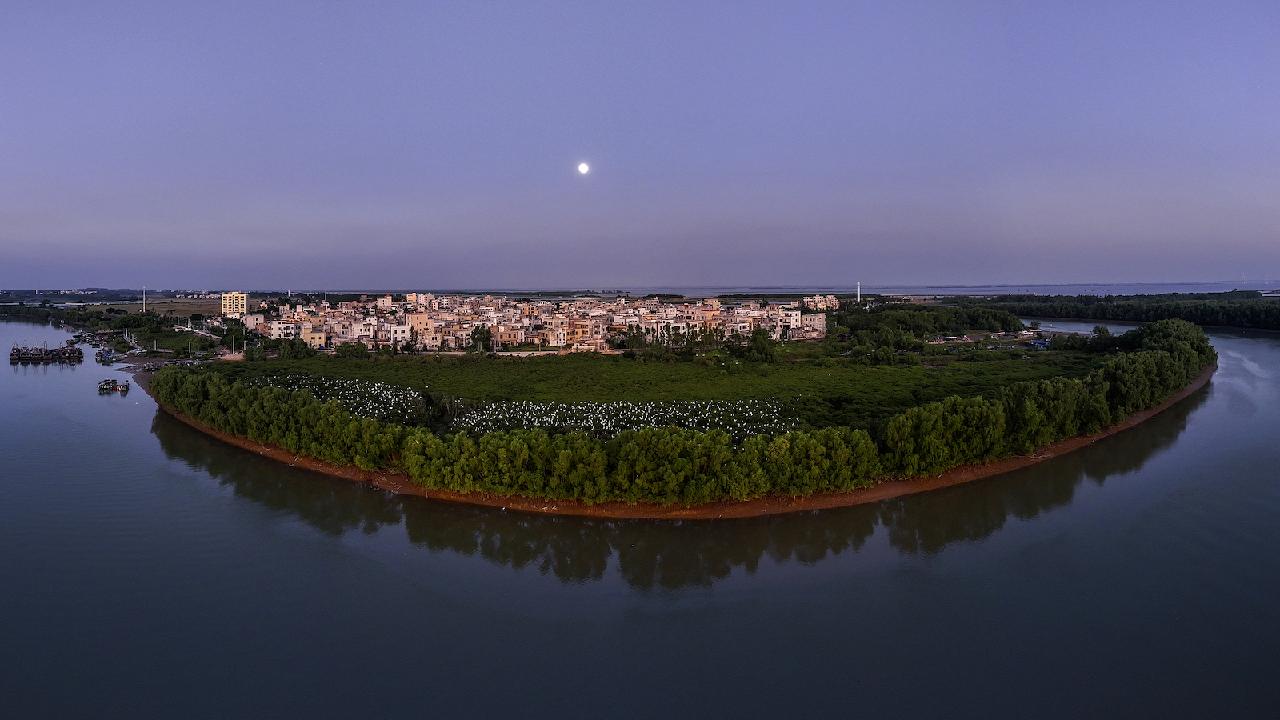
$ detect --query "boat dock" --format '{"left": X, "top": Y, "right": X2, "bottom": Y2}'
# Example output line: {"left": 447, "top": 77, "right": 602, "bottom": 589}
{"left": 10, "top": 343, "right": 84, "bottom": 365}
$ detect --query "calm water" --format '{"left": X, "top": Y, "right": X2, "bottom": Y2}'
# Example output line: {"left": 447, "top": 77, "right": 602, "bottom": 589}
{"left": 3, "top": 320, "right": 1279, "bottom": 718}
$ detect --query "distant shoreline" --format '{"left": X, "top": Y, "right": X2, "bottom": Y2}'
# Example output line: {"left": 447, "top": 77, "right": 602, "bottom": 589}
{"left": 5, "top": 280, "right": 1276, "bottom": 305}
{"left": 137, "top": 362, "right": 1216, "bottom": 520}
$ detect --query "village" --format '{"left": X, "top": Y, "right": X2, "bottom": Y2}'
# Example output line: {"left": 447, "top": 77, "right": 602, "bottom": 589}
{"left": 216, "top": 291, "right": 836, "bottom": 353}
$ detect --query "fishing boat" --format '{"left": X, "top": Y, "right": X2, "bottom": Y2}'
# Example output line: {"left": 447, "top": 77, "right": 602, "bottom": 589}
{"left": 10, "top": 344, "right": 84, "bottom": 365}
{"left": 98, "top": 378, "right": 131, "bottom": 394}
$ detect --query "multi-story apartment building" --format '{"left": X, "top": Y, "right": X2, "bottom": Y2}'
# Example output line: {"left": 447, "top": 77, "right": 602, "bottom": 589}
{"left": 221, "top": 291, "right": 247, "bottom": 318}
{"left": 266, "top": 321, "right": 299, "bottom": 340}
{"left": 379, "top": 322, "right": 412, "bottom": 347}
{"left": 301, "top": 328, "right": 327, "bottom": 349}
{"left": 242, "top": 313, "right": 265, "bottom": 332}
{"left": 799, "top": 313, "right": 828, "bottom": 339}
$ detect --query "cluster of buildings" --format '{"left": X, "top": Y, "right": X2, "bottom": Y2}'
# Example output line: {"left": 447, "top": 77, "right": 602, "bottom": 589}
{"left": 219, "top": 292, "right": 828, "bottom": 353}
{"left": 801, "top": 294, "right": 841, "bottom": 311}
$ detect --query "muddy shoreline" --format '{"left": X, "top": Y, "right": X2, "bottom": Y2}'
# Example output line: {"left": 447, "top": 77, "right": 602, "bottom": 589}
{"left": 136, "top": 363, "right": 1216, "bottom": 520}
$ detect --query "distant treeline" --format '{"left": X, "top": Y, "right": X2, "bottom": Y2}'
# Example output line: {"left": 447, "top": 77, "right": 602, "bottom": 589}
{"left": 0, "top": 289, "right": 143, "bottom": 303}
{"left": 831, "top": 304, "right": 1023, "bottom": 338}
{"left": 2, "top": 303, "right": 179, "bottom": 326}
{"left": 0, "top": 305, "right": 64, "bottom": 322}
{"left": 0, "top": 304, "right": 221, "bottom": 354}
{"left": 968, "top": 291, "right": 1280, "bottom": 330}
{"left": 149, "top": 319, "right": 1214, "bottom": 506}
{"left": 0, "top": 303, "right": 145, "bottom": 329}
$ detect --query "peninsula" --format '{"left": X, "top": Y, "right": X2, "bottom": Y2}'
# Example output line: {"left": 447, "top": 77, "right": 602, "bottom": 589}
{"left": 128, "top": 293, "right": 1217, "bottom": 518}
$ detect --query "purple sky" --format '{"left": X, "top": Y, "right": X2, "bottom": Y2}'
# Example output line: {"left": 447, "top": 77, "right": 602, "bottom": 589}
{"left": 3, "top": 1, "right": 1278, "bottom": 290}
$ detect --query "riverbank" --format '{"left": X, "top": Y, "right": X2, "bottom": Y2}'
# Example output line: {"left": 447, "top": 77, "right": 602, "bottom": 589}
{"left": 136, "top": 361, "right": 1216, "bottom": 520}
{"left": 1023, "top": 315, "right": 1280, "bottom": 336}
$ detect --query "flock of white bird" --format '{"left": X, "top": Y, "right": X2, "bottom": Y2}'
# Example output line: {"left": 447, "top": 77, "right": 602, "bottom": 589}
{"left": 453, "top": 399, "right": 794, "bottom": 439}
{"left": 253, "top": 375, "right": 427, "bottom": 425}
{"left": 254, "top": 373, "right": 794, "bottom": 439}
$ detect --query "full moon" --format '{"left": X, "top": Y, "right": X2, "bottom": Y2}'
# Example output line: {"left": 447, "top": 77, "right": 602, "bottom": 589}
{"left": 577, "top": 162, "right": 590, "bottom": 175}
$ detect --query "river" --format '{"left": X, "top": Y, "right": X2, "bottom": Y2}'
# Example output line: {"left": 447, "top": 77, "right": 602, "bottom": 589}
{"left": 2, "top": 320, "right": 1278, "bottom": 717}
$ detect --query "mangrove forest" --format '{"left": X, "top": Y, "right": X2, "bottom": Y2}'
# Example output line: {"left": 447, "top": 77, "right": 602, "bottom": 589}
{"left": 148, "top": 318, "right": 1215, "bottom": 507}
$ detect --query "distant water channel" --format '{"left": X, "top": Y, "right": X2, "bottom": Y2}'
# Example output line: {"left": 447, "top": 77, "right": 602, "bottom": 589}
{"left": 3, "top": 320, "right": 1279, "bottom": 717}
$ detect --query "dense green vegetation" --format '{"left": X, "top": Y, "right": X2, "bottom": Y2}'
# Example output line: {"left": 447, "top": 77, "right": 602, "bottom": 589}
{"left": 970, "top": 291, "right": 1280, "bottom": 330}
{"left": 211, "top": 349, "right": 1100, "bottom": 430}
{"left": 823, "top": 304, "right": 1026, "bottom": 364}
{"left": 831, "top": 303, "right": 1023, "bottom": 338}
{"left": 610, "top": 326, "right": 782, "bottom": 362}
{"left": 149, "top": 319, "right": 1215, "bottom": 506}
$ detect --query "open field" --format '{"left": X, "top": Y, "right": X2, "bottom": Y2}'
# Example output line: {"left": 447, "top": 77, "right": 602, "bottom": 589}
{"left": 132, "top": 328, "right": 220, "bottom": 353}
{"left": 213, "top": 351, "right": 1101, "bottom": 428}
{"left": 100, "top": 298, "right": 223, "bottom": 317}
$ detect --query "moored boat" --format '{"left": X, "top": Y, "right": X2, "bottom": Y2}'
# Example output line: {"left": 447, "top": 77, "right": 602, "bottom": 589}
{"left": 98, "top": 378, "right": 130, "bottom": 395}
{"left": 10, "top": 345, "right": 84, "bottom": 365}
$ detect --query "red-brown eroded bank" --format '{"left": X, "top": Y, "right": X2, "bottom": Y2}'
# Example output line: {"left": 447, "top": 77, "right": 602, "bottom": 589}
{"left": 141, "top": 363, "right": 1216, "bottom": 520}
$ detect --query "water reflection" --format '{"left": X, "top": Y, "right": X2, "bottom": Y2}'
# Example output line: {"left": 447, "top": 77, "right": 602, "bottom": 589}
{"left": 152, "top": 413, "right": 405, "bottom": 536}
{"left": 151, "top": 384, "right": 1208, "bottom": 588}
{"left": 879, "top": 385, "right": 1208, "bottom": 554}
{"left": 9, "top": 362, "right": 85, "bottom": 376}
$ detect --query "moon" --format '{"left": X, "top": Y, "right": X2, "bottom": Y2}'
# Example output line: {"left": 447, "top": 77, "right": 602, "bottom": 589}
{"left": 577, "top": 162, "right": 590, "bottom": 175}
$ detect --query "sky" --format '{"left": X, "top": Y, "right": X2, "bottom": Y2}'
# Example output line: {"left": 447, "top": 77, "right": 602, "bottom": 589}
{"left": 2, "top": 0, "right": 1278, "bottom": 290}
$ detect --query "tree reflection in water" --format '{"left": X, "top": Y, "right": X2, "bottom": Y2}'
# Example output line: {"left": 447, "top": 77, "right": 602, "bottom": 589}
{"left": 151, "top": 384, "right": 1208, "bottom": 589}
{"left": 877, "top": 385, "right": 1207, "bottom": 554}
{"left": 151, "top": 414, "right": 404, "bottom": 536}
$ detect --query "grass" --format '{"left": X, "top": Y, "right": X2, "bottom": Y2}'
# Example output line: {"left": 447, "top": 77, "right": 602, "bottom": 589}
{"left": 213, "top": 350, "right": 1102, "bottom": 429}
{"left": 132, "top": 328, "right": 220, "bottom": 354}
{"left": 94, "top": 300, "right": 224, "bottom": 354}
{"left": 101, "top": 299, "right": 223, "bottom": 317}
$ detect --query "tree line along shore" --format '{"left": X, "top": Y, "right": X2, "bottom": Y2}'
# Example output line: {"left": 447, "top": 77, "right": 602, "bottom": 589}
{"left": 147, "top": 318, "right": 1215, "bottom": 508}
{"left": 963, "top": 290, "right": 1280, "bottom": 330}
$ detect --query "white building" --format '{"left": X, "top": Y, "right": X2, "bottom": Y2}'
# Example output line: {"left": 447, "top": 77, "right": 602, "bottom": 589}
{"left": 242, "top": 313, "right": 265, "bottom": 332}
{"left": 381, "top": 322, "right": 412, "bottom": 348}
{"left": 266, "top": 321, "right": 299, "bottom": 340}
